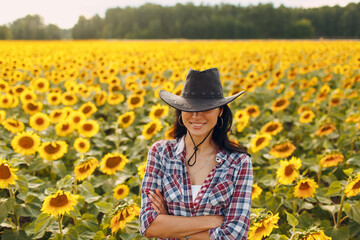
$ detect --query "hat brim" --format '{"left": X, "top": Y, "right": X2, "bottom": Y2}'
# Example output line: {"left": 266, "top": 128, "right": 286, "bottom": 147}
{"left": 159, "top": 90, "right": 245, "bottom": 112}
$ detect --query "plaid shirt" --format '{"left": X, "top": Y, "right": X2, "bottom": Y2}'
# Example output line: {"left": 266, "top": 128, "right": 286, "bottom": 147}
{"left": 140, "top": 137, "right": 253, "bottom": 240}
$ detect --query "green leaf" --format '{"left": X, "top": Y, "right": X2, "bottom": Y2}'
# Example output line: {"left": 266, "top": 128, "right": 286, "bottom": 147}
{"left": 76, "top": 222, "right": 96, "bottom": 240}
{"left": 15, "top": 175, "right": 29, "bottom": 196}
{"left": 56, "top": 174, "right": 73, "bottom": 190}
{"left": 320, "top": 205, "right": 338, "bottom": 215}
{"left": 34, "top": 213, "right": 53, "bottom": 239}
{"left": 326, "top": 181, "right": 343, "bottom": 196}
{"left": 93, "top": 231, "right": 105, "bottom": 240}
{"left": 343, "top": 168, "right": 353, "bottom": 176}
{"left": 78, "top": 181, "right": 100, "bottom": 203}
{"left": 64, "top": 227, "right": 78, "bottom": 240}
{"left": 52, "top": 161, "right": 68, "bottom": 178}
{"left": 94, "top": 201, "right": 113, "bottom": 213}
{"left": 1, "top": 230, "right": 31, "bottom": 240}
{"left": 285, "top": 211, "right": 299, "bottom": 227}
{"left": 344, "top": 202, "right": 360, "bottom": 224}
{"left": 347, "top": 155, "right": 360, "bottom": 167}
{"left": 325, "top": 226, "right": 350, "bottom": 240}
{"left": 0, "top": 198, "right": 11, "bottom": 223}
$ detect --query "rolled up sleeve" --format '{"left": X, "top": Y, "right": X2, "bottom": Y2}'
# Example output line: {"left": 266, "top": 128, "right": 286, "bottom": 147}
{"left": 209, "top": 155, "right": 253, "bottom": 240}
{"left": 139, "top": 141, "right": 164, "bottom": 235}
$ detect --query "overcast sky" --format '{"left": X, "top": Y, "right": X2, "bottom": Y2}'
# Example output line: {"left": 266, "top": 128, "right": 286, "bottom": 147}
{"left": 0, "top": 0, "right": 357, "bottom": 29}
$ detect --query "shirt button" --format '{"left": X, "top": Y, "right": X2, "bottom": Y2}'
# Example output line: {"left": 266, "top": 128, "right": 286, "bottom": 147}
{"left": 216, "top": 158, "right": 221, "bottom": 163}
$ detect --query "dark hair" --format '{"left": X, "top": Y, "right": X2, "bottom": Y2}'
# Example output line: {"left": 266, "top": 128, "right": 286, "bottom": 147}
{"left": 172, "top": 105, "right": 249, "bottom": 155}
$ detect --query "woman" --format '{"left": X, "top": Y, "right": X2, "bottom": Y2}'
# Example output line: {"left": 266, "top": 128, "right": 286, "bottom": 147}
{"left": 140, "top": 68, "right": 253, "bottom": 239}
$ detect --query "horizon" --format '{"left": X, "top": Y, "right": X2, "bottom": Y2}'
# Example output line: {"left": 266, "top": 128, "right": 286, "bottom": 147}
{"left": 0, "top": 0, "right": 357, "bottom": 29}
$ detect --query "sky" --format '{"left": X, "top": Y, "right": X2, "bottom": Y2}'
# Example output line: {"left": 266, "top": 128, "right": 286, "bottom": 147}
{"left": 0, "top": 0, "right": 357, "bottom": 29}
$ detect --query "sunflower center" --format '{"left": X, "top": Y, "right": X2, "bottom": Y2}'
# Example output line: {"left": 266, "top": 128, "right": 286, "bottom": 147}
{"left": 82, "top": 106, "right": 92, "bottom": 114}
{"left": 74, "top": 116, "right": 81, "bottom": 123}
{"left": 130, "top": 97, "right": 140, "bottom": 105}
{"left": 62, "top": 124, "right": 70, "bottom": 131}
{"left": 83, "top": 123, "right": 93, "bottom": 131}
{"left": 0, "top": 164, "right": 11, "bottom": 179}
{"left": 146, "top": 123, "right": 157, "bottom": 134}
{"left": 353, "top": 181, "right": 360, "bottom": 190}
{"left": 79, "top": 164, "right": 90, "bottom": 173}
{"left": 299, "top": 182, "right": 310, "bottom": 190}
{"left": 321, "top": 125, "right": 331, "bottom": 131}
{"left": 28, "top": 103, "right": 39, "bottom": 111}
{"left": 25, "top": 94, "right": 32, "bottom": 100}
{"left": 65, "top": 95, "right": 73, "bottom": 101}
{"left": 255, "top": 224, "right": 266, "bottom": 234}
{"left": 266, "top": 124, "right": 278, "bottom": 132}
{"left": 117, "top": 188, "right": 124, "bottom": 195}
{"left": 276, "top": 144, "right": 290, "bottom": 152}
{"left": 154, "top": 109, "right": 164, "bottom": 117}
{"left": 38, "top": 83, "right": 44, "bottom": 88}
{"left": 50, "top": 193, "right": 69, "bottom": 207}
{"left": 248, "top": 108, "right": 255, "bottom": 114}
{"left": 122, "top": 116, "right": 130, "bottom": 124}
{"left": 255, "top": 137, "right": 265, "bottom": 146}
{"left": 79, "top": 142, "right": 86, "bottom": 148}
{"left": 51, "top": 96, "right": 58, "bottom": 101}
{"left": 106, "top": 156, "right": 122, "bottom": 168}
{"left": 275, "top": 99, "right": 285, "bottom": 107}
{"left": 44, "top": 143, "right": 60, "bottom": 154}
{"left": 285, "top": 165, "right": 294, "bottom": 176}
{"left": 19, "top": 136, "right": 34, "bottom": 149}
{"left": 54, "top": 112, "right": 62, "bottom": 118}
{"left": 36, "top": 118, "right": 45, "bottom": 125}
{"left": 8, "top": 121, "right": 19, "bottom": 127}
{"left": 304, "top": 113, "right": 310, "bottom": 119}
{"left": 2, "top": 99, "right": 8, "bottom": 104}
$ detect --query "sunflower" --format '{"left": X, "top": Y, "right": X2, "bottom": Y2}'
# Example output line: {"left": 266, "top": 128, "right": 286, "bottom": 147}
{"left": 74, "top": 158, "right": 98, "bottom": 181}
{"left": 68, "top": 111, "right": 86, "bottom": 129}
{"left": 20, "top": 89, "right": 37, "bottom": 103}
{"left": 0, "top": 110, "right": 5, "bottom": 123}
{"left": 149, "top": 104, "right": 169, "bottom": 120}
{"left": 301, "top": 230, "right": 331, "bottom": 240}
{"left": 344, "top": 173, "right": 360, "bottom": 197}
{"left": 78, "top": 102, "right": 97, "bottom": 118}
{"left": 164, "top": 127, "right": 175, "bottom": 140}
{"left": 49, "top": 109, "right": 65, "bottom": 123}
{"left": 0, "top": 159, "right": 18, "bottom": 188}
{"left": 245, "top": 105, "right": 260, "bottom": 118}
{"left": 276, "top": 157, "right": 302, "bottom": 185}
{"left": 113, "top": 184, "right": 130, "bottom": 200}
{"left": 73, "top": 137, "right": 90, "bottom": 153}
{"left": 110, "top": 205, "right": 141, "bottom": 234}
{"left": 127, "top": 94, "right": 145, "bottom": 110}
{"left": 269, "top": 142, "right": 296, "bottom": 158}
{"left": 94, "top": 91, "right": 107, "bottom": 106}
{"left": 38, "top": 141, "right": 68, "bottom": 161}
{"left": 252, "top": 183, "right": 262, "bottom": 200}
{"left": 78, "top": 120, "right": 99, "bottom": 138}
{"left": 61, "top": 92, "right": 78, "bottom": 106}
{"left": 137, "top": 162, "right": 147, "bottom": 179}
{"left": 100, "top": 153, "right": 129, "bottom": 175}
{"left": 316, "top": 124, "right": 336, "bottom": 136}
{"left": 260, "top": 121, "right": 283, "bottom": 136}
{"left": 299, "top": 110, "right": 315, "bottom": 124}
{"left": 32, "top": 78, "right": 49, "bottom": 93}
{"left": 2, "top": 118, "right": 25, "bottom": 133}
{"left": 319, "top": 153, "right": 344, "bottom": 168}
{"left": 11, "top": 131, "right": 41, "bottom": 155}
{"left": 271, "top": 98, "right": 290, "bottom": 112}
{"left": 107, "top": 93, "right": 125, "bottom": 105}
{"left": 117, "top": 111, "right": 135, "bottom": 128}
{"left": 234, "top": 109, "right": 249, "bottom": 122}
{"left": 12, "top": 84, "right": 27, "bottom": 96}
{"left": 330, "top": 97, "right": 341, "bottom": 107}
{"left": 236, "top": 118, "right": 249, "bottom": 133}
{"left": 248, "top": 212, "right": 279, "bottom": 240}
{"left": 55, "top": 120, "right": 75, "bottom": 137}
{"left": 22, "top": 101, "right": 43, "bottom": 115}
{"left": 29, "top": 112, "right": 50, "bottom": 131}
{"left": 142, "top": 120, "right": 163, "bottom": 140}
{"left": 47, "top": 92, "right": 62, "bottom": 106}
{"left": 293, "top": 178, "right": 318, "bottom": 199}
{"left": 41, "top": 190, "right": 79, "bottom": 216}
{"left": 250, "top": 134, "right": 272, "bottom": 153}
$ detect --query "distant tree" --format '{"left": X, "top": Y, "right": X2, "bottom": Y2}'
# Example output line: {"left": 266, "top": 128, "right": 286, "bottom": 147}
{"left": 0, "top": 25, "right": 12, "bottom": 39}
{"left": 45, "top": 24, "right": 62, "bottom": 39}
{"left": 11, "top": 15, "right": 46, "bottom": 39}
{"left": 72, "top": 15, "right": 105, "bottom": 39}
{"left": 289, "top": 19, "right": 315, "bottom": 38}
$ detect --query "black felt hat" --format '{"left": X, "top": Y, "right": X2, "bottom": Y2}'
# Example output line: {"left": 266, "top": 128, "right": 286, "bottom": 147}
{"left": 159, "top": 67, "right": 244, "bottom": 112}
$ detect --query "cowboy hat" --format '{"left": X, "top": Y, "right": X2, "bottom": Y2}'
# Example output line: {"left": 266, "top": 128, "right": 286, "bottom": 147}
{"left": 159, "top": 67, "right": 244, "bottom": 112}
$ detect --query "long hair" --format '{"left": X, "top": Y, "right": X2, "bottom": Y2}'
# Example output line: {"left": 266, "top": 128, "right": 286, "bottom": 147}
{"left": 172, "top": 105, "right": 249, "bottom": 155}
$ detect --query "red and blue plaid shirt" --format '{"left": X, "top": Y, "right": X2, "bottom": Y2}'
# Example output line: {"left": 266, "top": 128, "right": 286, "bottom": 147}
{"left": 140, "top": 137, "right": 253, "bottom": 240}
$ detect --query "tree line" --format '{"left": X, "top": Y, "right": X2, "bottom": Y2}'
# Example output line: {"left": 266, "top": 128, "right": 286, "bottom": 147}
{"left": 0, "top": 2, "right": 359, "bottom": 40}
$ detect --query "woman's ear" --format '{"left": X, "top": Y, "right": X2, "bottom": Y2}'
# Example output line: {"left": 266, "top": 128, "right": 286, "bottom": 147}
{"left": 219, "top": 108, "right": 223, "bottom": 117}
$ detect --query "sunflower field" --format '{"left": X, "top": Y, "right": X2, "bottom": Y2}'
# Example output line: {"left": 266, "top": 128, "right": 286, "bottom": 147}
{"left": 0, "top": 40, "right": 359, "bottom": 240}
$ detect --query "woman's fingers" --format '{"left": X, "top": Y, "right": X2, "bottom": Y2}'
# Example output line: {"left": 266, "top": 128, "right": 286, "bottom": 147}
{"left": 149, "top": 190, "right": 168, "bottom": 214}
{"left": 151, "top": 203, "right": 161, "bottom": 214}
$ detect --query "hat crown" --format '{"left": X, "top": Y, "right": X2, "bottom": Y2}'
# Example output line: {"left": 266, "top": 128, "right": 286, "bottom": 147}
{"left": 181, "top": 68, "right": 223, "bottom": 99}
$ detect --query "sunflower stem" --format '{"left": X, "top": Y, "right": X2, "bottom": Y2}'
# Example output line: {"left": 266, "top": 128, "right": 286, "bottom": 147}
{"left": 336, "top": 194, "right": 346, "bottom": 228}
{"left": 293, "top": 199, "right": 297, "bottom": 214}
{"left": 317, "top": 165, "right": 322, "bottom": 184}
{"left": 73, "top": 179, "right": 77, "bottom": 195}
{"left": 58, "top": 214, "right": 63, "bottom": 235}
{"left": 10, "top": 189, "right": 20, "bottom": 230}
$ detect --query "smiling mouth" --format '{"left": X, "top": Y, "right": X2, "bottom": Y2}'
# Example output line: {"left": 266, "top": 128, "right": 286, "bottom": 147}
{"left": 190, "top": 122, "right": 205, "bottom": 127}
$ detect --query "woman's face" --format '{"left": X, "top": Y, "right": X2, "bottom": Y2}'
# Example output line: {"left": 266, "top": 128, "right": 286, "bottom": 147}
{"left": 182, "top": 108, "right": 222, "bottom": 138}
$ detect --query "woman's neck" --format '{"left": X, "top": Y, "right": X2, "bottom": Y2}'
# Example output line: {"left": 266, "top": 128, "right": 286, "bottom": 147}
{"left": 184, "top": 131, "right": 215, "bottom": 153}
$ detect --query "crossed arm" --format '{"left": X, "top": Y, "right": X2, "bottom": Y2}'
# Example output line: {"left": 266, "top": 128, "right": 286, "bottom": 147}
{"left": 144, "top": 190, "right": 224, "bottom": 239}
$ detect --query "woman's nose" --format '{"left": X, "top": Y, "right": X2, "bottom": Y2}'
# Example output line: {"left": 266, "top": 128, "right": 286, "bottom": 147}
{"left": 192, "top": 112, "right": 200, "bottom": 117}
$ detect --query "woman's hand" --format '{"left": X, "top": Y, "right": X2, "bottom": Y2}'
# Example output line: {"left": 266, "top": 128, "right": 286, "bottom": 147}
{"left": 149, "top": 189, "right": 168, "bottom": 215}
